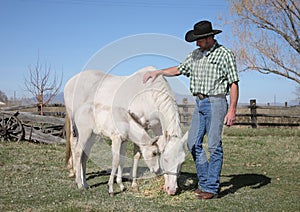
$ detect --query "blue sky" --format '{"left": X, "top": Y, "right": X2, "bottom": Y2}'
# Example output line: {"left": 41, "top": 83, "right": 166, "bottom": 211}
{"left": 0, "top": 0, "right": 298, "bottom": 105}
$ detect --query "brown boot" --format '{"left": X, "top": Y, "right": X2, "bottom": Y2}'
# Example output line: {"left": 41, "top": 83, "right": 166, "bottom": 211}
{"left": 194, "top": 188, "right": 204, "bottom": 196}
{"left": 197, "top": 192, "right": 216, "bottom": 200}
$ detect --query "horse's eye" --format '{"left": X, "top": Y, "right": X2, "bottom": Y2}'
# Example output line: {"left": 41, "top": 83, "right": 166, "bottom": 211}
{"left": 152, "top": 151, "right": 158, "bottom": 157}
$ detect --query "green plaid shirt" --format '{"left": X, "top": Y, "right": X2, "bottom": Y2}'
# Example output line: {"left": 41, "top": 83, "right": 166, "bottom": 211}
{"left": 178, "top": 41, "right": 239, "bottom": 96}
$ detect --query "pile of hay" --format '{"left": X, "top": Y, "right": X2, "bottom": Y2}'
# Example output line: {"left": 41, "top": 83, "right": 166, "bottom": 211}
{"left": 130, "top": 173, "right": 198, "bottom": 205}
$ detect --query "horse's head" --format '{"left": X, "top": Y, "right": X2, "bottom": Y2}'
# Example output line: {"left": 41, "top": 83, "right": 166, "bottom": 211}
{"left": 139, "top": 137, "right": 161, "bottom": 174}
{"left": 158, "top": 131, "right": 187, "bottom": 195}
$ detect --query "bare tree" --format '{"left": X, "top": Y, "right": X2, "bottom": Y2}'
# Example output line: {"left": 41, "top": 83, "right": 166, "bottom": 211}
{"left": 228, "top": 0, "right": 300, "bottom": 83}
{"left": 0, "top": 90, "right": 8, "bottom": 103}
{"left": 25, "top": 58, "right": 63, "bottom": 115}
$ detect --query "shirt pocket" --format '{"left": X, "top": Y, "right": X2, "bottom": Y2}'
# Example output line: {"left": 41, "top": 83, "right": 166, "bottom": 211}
{"left": 207, "top": 56, "right": 226, "bottom": 76}
{"left": 207, "top": 56, "right": 221, "bottom": 66}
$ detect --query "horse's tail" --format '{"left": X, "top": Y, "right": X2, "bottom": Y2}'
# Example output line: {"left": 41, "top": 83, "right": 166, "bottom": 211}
{"left": 65, "top": 111, "right": 71, "bottom": 167}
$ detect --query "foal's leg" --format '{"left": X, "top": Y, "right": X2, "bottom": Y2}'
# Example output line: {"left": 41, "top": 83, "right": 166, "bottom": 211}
{"left": 108, "top": 135, "right": 122, "bottom": 196}
{"left": 127, "top": 115, "right": 160, "bottom": 174}
{"left": 116, "top": 141, "right": 127, "bottom": 192}
{"left": 131, "top": 144, "right": 141, "bottom": 190}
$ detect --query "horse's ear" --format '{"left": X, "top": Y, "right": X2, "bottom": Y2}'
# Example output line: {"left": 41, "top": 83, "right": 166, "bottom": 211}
{"left": 151, "top": 136, "right": 159, "bottom": 145}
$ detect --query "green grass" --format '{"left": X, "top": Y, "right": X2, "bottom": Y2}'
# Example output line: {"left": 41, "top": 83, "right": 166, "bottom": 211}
{"left": 0, "top": 128, "right": 299, "bottom": 211}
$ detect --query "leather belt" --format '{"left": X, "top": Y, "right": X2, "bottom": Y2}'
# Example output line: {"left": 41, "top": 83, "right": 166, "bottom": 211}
{"left": 194, "top": 93, "right": 209, "bottom": 100}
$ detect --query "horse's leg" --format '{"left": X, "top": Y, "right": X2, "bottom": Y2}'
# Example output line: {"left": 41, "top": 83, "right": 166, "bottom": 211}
{"left": 80, "top": 151, "right": 89, "bottom": 188}
{"left": 68, "top": 132, "right": 77, "bottom": 178}
{"left": 74, "top": 145, "right": 90, "bottom": 189}
{"left": 108, "top": 135, "right": 122, "bottom": 196}
{"left": 80, "top": 135, "right": 95, "bottom": 189}
{"left": 65, "top": 112, "right": 72, "bottom": 173}
{"left": 65, "top": 112, "right": 76, "bottom": 178}
{"left": 74, "top": 141, "right": 84, "bottom": 189}
{"left": 116, "top": 141, "right": 127, "bottom": 192}
{"left": 74, "top": 128, "right": 93, "bottom": 189}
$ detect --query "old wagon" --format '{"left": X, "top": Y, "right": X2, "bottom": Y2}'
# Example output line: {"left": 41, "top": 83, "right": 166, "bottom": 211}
{"left": 0, "top": 105, "right": 65, "bottom": 144}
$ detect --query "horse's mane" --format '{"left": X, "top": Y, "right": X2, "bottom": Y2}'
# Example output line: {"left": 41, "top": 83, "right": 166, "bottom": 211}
{"left": 151, "top": 75, "right": 182, "bottom": 138}
{"left": 77, "top": 67, "right": 183, "bottom": 138}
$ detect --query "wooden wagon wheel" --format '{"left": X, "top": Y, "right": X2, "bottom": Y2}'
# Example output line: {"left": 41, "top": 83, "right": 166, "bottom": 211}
{"left": 0, "top": 112, "right": 24, "bottom": 142}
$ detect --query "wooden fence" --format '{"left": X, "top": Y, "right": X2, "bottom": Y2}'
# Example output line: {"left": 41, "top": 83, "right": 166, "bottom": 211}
{"left": 2, "top": 100, "right": 299, "bottom": 138}
{"left": 178, "top": 99, "right": 300, "bottom": 128}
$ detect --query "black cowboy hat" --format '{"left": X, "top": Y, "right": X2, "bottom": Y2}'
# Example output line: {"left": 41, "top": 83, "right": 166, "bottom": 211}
{"left": 185, "top": 20, "right": 222, "bottom": 42}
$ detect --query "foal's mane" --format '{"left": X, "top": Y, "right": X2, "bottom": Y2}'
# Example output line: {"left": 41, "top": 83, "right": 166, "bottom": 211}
{"left": 151, "top": 76, "right": 182, "bottom": 138}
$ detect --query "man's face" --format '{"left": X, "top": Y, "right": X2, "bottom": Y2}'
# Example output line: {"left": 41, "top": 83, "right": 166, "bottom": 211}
{"left": 196, "top": 36, "right": 212, "bottom": 51}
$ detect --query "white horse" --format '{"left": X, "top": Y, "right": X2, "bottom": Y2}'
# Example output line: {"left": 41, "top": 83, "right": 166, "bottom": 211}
{"left": 64, "top": 71, "right": 161, "bottom": 196}
{"left": 65, "top": 66, "right": 187, "bottom": 195}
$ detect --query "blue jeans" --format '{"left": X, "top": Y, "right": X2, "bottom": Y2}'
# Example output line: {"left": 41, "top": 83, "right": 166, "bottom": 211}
{"left": 187, "top": 96, "right": 228, "bottom": 194}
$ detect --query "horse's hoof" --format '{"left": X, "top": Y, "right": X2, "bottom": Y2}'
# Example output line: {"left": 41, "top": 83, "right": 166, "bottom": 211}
{"left": 120, "top": 185, "right": 125, "bottom": 192}
{"left": 77, "top": 182, "right": 89, "bottom": 190}
{"left": 130, "top": 186, "right": 139, "bottom": 192}
{"left": 109, "top": 192, "right": 114, "bottom": 197}
{"left": 68, "top": 173, "right": 75, "bottom": 178}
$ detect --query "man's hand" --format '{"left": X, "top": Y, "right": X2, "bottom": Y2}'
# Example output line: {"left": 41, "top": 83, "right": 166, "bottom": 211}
{"left": 223, "top": 111, "right": 236, "bottom": 126}
{"left": 143, "top": 66, "right": 181, "bottom": 84}
{"left": 143, "top": 71, "right": 159, "bottom": 83}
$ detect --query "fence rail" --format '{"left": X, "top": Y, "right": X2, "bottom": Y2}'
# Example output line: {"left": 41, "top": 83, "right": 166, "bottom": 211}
{"left": 2, "top": 101, "right": 299, "bottom": 130}
{"left": 178, "top": 99, "right": 300, "bottom": 128}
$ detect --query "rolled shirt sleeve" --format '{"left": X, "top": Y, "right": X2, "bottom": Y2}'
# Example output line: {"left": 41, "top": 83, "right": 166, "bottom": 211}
{"left": 225, "top": 50, "right": 239, "bottom": 85}
{"left": 178, "top": 52, "right": 193, "bottom": 77}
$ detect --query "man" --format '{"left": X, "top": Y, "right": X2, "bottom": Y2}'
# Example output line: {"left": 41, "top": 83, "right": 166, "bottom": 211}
{"left": 143, "top": 20, "right": 239, "bottom": 200}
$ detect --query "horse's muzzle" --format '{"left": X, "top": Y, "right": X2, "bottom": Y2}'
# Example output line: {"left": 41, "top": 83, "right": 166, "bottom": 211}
{"left": 155, "top": 167, "right": 162, "bottom": 175}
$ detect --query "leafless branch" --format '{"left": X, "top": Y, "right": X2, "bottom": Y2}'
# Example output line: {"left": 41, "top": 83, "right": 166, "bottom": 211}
{"left": 228, "top": 0, "right": 300, "bottom": 84}
{"left": 24, "top": 58, "right": 63, "bottom": 115}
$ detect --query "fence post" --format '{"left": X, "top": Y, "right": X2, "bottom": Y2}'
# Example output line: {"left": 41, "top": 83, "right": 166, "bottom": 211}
{"left": 250, "top": 99, "right": 257, "bottom": 128}
{"left": 182, "top": 98, "right": 189, "bottom": 126}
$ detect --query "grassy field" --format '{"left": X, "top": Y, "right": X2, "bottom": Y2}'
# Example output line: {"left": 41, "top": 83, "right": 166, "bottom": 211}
{"left": 0, "top": 128, "right": 299, "bottom": 211}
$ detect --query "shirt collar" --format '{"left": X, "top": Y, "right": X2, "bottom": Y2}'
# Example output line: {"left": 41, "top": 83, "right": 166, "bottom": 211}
{"left": 201, "top": 40, "right": 220, "bottom": 56}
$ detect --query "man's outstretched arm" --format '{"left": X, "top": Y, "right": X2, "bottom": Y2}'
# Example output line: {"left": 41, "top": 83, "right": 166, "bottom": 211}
{"left": 143, "top": 66, "right": 181, "bottom": 83}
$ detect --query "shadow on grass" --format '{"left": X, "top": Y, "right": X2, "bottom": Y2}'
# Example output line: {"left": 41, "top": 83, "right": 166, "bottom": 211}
{"left": 86, "top": 167, "right": 151, "bottom": 190}
{"left": 86, "top": 170, "right": 110, "bottom": 188}
{"left": 178, "top": 172, "right": 198, "bottom": 193}
{"left": 218, "top": 174, "right": 271, "bottom": 198}
{"left": 86, "top": 170, "right": 110, "bottom": 179}
{"left": 178, "top": 172, "right": 271, "bottom": 198}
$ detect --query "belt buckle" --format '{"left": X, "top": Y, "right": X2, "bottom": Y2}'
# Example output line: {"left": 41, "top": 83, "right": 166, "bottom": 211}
{"left": 197, "top": 93, "right": 207, "bottom": 100}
